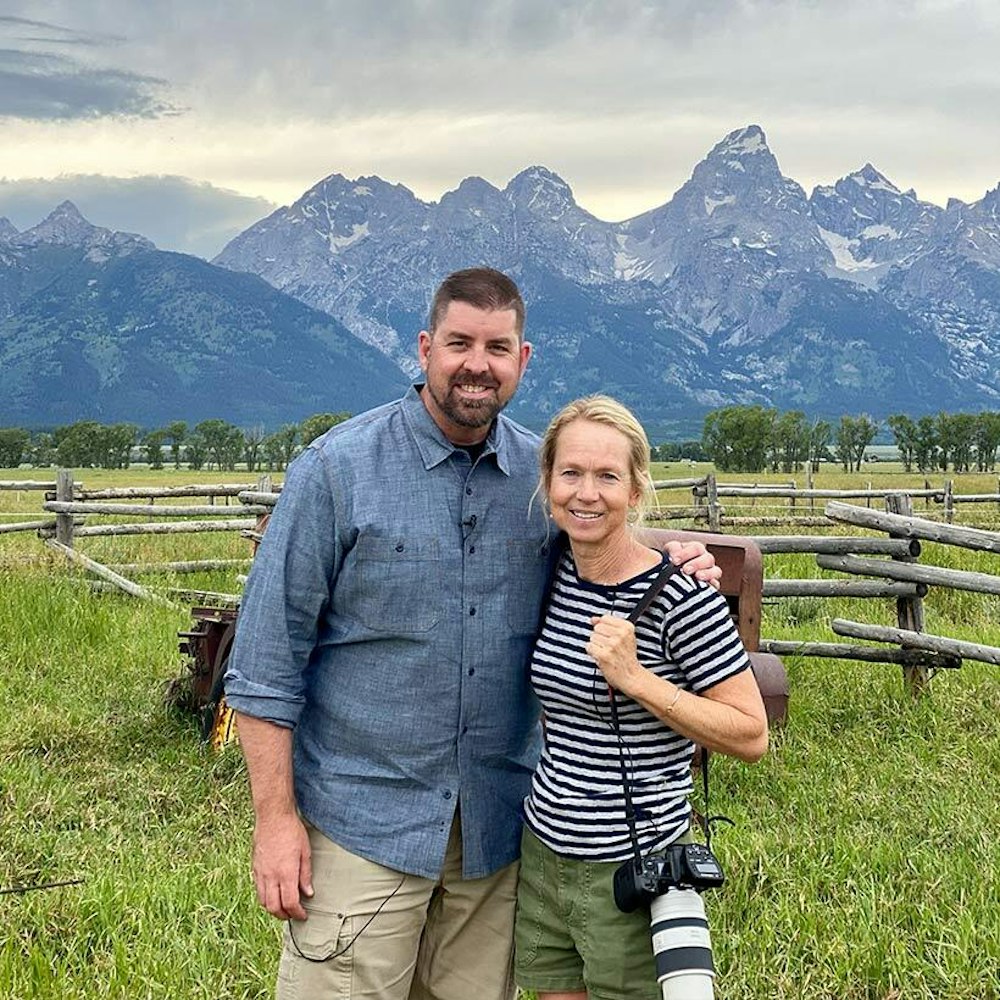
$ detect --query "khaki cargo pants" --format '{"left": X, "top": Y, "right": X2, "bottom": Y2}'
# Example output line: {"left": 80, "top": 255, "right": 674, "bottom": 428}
{"left": 277, "top": 815, "right": 518, "bottom": 1000}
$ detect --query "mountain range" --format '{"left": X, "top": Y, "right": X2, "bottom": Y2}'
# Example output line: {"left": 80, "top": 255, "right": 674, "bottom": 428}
{"left": 3, "top": 124, "right": 999, "bottom": 435}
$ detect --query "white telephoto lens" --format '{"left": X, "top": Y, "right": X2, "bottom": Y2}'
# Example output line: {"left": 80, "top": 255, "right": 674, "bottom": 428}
{"left": 650, "top": 888, "right": 715, "bottom": 1000}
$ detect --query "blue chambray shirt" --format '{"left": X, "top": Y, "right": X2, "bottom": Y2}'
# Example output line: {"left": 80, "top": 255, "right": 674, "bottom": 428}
{"left": 225, "top": 386, "right": 554, "bottom": 879}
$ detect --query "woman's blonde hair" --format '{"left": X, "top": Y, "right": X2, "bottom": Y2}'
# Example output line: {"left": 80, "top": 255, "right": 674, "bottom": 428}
{"left": 537, "top": 395, "right": 656, "bottom": 524}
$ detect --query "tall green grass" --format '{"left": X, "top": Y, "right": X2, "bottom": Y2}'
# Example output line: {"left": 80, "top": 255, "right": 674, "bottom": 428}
{"left": 2, "top": 466, "right": 999, "bottom": 998}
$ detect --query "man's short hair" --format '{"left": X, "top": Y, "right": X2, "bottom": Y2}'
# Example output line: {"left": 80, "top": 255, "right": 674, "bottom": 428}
{"left": 428, "top": 268, "right": 525, "bottom": 338}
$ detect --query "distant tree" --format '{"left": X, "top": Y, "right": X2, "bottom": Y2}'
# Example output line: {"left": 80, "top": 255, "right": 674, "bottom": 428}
{"left": 0, "top": 427, "right": 31, "bottom": 468}
{"left": 807, "top": 419, "right": 832, "bottom": 472}
{"left": 949, "top": 413, "right": 977, "bottom": 473}
{"left": 194, "top": 419, "right": 243, "bottom": 471}
{"left": 165, "top": 421, "right": 187, "bottom": 469}
{"left": 934, "top": 411, "right": 971, "bottom": 472}
{"left": 105, "top": 423, "right": 138, "bottom": 469}
{"left": 55, "top": 421, "right": 103, "bottom": 468}
{"left": 300, "top": 412, "right": 351, "bottom": 448}
{"left": 702, "top": 405, "right": 774, "bottom": 472}
{"left": 770, "top": 411, "right": 809, "bottom": 473}
{"left": 834, "top": 415, "right": 878, "bottom": 472}
{"left": 914, "top": 416, "right": 938, "bottom": 473}
{"left": 887, "top": 414, "right": 917, "bottom": 472}
{"left": 679, "top": 440, "right": 706, "bottom": 462}
{"left": 263, "top": 424, "right": 300, "bottom": 472}
{"left": 186, "top": 430, "right": 207, "bottom": 471}
{"left": 243, "top": 424, "right": 266, "bottom": 472}
{"left": 852, "top": 415, "right": 879, "bottom": 472}
{"left": 973, "top": 412, "right": 1000, "bottom": 471}
{"left": 29, "top": 432, "right": 55, "bottom": 467}
{"left": 143, "top": 429, "right": 168, "bottom": 469}
{"left": 651, "top": 442, "right": 680, "bottom": 463}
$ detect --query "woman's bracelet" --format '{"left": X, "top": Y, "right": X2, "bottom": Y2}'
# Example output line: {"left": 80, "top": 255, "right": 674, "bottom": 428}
{"left": 665, "top": 686, "right": 683, "bottom": 715}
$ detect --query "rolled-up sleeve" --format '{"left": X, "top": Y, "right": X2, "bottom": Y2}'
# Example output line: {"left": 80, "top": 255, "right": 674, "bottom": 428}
{"left": 224, "top": 447, "right": 340, "bottom": 728}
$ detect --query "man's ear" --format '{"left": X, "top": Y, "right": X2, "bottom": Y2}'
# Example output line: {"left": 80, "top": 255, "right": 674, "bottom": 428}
{"left": 518, "top": 340, "right": 533, "bottom": 375}
{"left": 417, "top": 330, "right": 432, "bottom": 372}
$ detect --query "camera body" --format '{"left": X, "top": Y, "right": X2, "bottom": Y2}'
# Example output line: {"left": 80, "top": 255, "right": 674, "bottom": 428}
{"left": 613, "top": 841, "right": 724, "bottom": 913}
{"left": 614, "top": 842, "right": 725, "bottom": 999}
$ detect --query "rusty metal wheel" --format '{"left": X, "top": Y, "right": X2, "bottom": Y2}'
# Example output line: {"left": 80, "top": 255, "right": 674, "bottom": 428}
{"left": 200, "top": 623, "right": 237, "bottom": 747}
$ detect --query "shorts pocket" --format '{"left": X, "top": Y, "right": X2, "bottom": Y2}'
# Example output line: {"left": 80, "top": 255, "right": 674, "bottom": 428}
{"left": 514, "top": 831, "right": 549, "bottom": 968}
{"left": 284, "top": 906, "right": 348, "bottom": 962}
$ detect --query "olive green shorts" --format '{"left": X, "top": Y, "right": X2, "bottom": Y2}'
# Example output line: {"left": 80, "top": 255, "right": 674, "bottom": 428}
{"left": 514, "top": 827, "right": 691, "bottom": 1000}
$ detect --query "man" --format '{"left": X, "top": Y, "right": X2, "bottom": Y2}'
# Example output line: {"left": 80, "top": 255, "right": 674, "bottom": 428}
{"left": 224, "top": 267, "right": 719, "bottom": 1000}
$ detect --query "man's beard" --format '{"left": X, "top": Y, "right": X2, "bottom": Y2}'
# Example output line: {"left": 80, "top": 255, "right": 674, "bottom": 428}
{"left": 427, "top": 378, "right": 504, "bottom": 429}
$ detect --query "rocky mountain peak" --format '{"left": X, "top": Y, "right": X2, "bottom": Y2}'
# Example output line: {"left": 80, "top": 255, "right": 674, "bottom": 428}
{"left": 295, "top": 172, "right": 421, "bottom": 215}
{"left": 847, "top": 163, "right": 900, "bottom": 194}
{"left": 15, "top": 200, "right": 153, "bottom": 252}
{"left": 708, "top": 124, "right": 770, "bottom": 160}
{"left": 23, "top": 200, "right": 98, "bottom": 244}
{"left": 505, "top": 166, "right": 577, "bottom": 212}
{"left": 810, "top": 161, "right": 942, "bottom": 286}
{"left": 437, "top": 176, "right": 507, "bottom": 219}
{"left": 0, "top": 217, "right": 19, "bottom": 241}
{"left": 981, "top": 183, "right": 1000, "bottom": 215}
{"left": 691, "top": 123, "right": 794, "bottom": 201}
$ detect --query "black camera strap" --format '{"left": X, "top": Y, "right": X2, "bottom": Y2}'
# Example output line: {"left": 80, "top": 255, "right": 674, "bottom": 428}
{"left": 609, "top": 555, "right": 682, "bottom": 866}
{"left": 608, "top": 553, "right": 727, "bottom": 860}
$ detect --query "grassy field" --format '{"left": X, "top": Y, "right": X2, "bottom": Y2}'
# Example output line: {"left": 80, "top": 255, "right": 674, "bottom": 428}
{"left": 2, "top": 465, "right": 999, "bottom": 998}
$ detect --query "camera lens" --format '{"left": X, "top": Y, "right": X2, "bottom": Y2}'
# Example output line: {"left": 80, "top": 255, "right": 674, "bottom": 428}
{"left": 650, "top": 888, "right": 715, "bottom": 999}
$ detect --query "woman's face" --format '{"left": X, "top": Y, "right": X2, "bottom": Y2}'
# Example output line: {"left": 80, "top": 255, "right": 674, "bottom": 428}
{"left": 546, "top": 419, "right": 640, "bottom": 549}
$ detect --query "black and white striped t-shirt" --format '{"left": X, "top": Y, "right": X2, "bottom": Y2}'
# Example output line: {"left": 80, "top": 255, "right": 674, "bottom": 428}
{"left": 523, "top": 549, "right": 750, "bottom": 862}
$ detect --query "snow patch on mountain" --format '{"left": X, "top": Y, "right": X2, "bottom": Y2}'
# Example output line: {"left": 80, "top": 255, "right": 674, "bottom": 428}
{"left": 705, "top": 194, "right": 736, "bottom": 216}
{"left": 329, "top": 222, "right": 369, "bottom": 252}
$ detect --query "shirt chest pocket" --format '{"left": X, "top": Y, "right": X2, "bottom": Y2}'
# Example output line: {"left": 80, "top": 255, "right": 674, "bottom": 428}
{"left": 348, "top": 534, "right": 443, "bottom": 633}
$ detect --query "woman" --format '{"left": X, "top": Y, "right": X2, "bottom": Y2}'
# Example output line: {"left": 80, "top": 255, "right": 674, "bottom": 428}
{"left": 514, "top": 395, "right": 768, "bottom": 1000}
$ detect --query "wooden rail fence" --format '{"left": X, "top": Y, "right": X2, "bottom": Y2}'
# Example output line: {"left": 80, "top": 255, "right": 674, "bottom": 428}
{"left": 4, "top": 472, "right": 1000, "bottom": 699}
{"left": 0, "top": 472, "right": 268, "bottom": 604}
{"left": 753, "top": 497, "right": 1000, "bottom": 694}
{"left": 650, "top": 474, "right": 1000, "bottom": 530}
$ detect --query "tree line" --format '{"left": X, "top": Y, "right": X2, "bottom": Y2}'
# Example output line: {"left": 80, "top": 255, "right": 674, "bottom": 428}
{"left": 698, "top": 406, "right": 1000, "bottom": 474}
{"left": 0, "top": 413, "right": 350, "bottom": 471}
{"left": 4, "top": 407, "right": 1000, "bottom": 475}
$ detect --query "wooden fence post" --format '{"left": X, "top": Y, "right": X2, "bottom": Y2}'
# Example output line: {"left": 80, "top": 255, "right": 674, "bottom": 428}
{"left": 944, "top": 480, "right": 954, "bottom": 523}
{"left": 886, "top": 493, "right": 928, "bottom": 697}
{"left": 706, "top": 473, "right": 721, "bottom": 532}
{"left": 789, "top": 480, "right": 796, "bottom": 513}
{"left": 55, "top": 469, "right": 76, "bottom": 547}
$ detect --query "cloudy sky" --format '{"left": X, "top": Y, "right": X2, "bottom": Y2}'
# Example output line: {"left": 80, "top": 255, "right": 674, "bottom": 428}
{"left": 2, "top": 0, "right": 999, "bottom": 257}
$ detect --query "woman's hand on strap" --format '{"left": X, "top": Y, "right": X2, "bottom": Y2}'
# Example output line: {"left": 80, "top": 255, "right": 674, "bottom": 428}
{"left": 664, "top": 539, "right": 722, "bottom": 590}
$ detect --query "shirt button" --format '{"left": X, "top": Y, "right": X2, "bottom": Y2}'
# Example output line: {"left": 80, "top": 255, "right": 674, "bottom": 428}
{"left": 468, "top": 668, "right": 475, "bottom": 677}
{"left": 466, "top": 487, "right": 473, "bottom": 496}
{"left": 461, "top": 725, "right": 469, "bottom": 735}
{"left": 469, "top": 545, "right": 475, "bottom": 554}
{"left": 469, "top": 606, "right": 476, "bottom": 616}
{"left": 443, "top": 790, "right": 452, "bottom": 800}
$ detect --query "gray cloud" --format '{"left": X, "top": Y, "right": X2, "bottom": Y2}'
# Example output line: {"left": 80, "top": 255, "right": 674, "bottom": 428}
{"left": 0, "top": 13, "right": 173, "bottom": 120}
{"left": 0, "top": 175, "right": 275, "bottom": 258}
{"left": 0, "top": 14, "right": 123, "bottom": 46}
{"left": 1, "top": 0, "right": 997, "bottom": 215}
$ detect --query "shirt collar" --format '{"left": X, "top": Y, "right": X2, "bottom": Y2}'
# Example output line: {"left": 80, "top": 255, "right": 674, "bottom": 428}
{"left": 402, "top": 384, "right": 512, "bottom": 476}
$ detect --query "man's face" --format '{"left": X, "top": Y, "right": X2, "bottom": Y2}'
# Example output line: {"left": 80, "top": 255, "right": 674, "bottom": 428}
{"left": 418, "top": 301, "right": 532, "bottom": 445}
